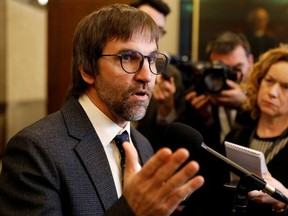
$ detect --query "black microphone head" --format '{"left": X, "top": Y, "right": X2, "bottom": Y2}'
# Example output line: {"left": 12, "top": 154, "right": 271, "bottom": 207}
{"left": 164, "top": 122, "right": 203, "bottom": 157}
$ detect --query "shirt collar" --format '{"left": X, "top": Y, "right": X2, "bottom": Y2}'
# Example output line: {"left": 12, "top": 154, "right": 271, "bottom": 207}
{"left": 78, "top": 93, "right": 131, "bottom": 147}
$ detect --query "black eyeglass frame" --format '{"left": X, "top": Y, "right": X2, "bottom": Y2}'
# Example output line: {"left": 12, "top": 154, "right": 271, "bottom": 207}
{"left": 99, "top": 51, "right": 168, "bottom": 75}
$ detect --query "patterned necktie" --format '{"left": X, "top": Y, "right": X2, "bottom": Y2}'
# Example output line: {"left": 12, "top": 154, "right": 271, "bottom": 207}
{"left": 114, "top": 130, "right": 130, "bottom": 180}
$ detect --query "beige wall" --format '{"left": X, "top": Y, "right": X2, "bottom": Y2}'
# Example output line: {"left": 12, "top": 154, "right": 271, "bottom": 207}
{"left": 0, "top": 1, "right": 6, "bottom": 102}
{"left": 1, "top": 0, "right": 47, "bottom": 145}
{"left": 159, "top": 0, "right": 180, "bottom": 56}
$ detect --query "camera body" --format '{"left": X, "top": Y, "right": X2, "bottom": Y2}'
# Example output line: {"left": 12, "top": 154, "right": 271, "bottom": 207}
{"left": 188, "top": 61, "right": 237, "bottom": 95}
{"left": 169, "top": 55, "right": 238, "bottom": 95}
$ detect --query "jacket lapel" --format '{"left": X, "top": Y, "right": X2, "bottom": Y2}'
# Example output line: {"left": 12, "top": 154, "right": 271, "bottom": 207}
{"left": 75, "top": 136, "right": 118, "bottom": 210}
{"left": 130, "top": 127, "right": 154, "bottom": 165}
{"left": 61, "top": 97, "right": 118, "bottom": 210}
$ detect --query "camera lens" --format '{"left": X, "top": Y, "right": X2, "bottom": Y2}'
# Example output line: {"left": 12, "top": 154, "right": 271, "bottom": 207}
{"left": 203, "top": 68, "right": 226, "bottom": 94}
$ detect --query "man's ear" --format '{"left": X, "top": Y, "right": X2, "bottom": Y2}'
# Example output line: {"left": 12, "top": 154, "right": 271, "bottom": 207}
{"left": 79, "top": 65, "right": 95, "bottom": 84}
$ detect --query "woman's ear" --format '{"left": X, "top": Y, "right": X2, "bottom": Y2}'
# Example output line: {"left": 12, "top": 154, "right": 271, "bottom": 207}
{"left": 79, "top": 65, "right": 95, "bottom": 84}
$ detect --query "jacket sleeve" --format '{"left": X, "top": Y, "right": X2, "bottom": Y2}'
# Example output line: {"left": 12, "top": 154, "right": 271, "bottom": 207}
{"left": 0, "top": 132, "right": 63, "bottom": 216}
{"left": 104, "top": 196, "right": 135, "bottom": 216}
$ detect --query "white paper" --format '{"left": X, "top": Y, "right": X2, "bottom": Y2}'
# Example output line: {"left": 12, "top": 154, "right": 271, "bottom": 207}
{"left": 224, "top": 141, "right": 268, "bottom": 184}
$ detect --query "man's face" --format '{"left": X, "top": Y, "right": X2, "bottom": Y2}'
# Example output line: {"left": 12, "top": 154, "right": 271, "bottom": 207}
{"left": 92, "top": 31, "right": 158, "bottom": 125}
{"left": 210, "top": 45, "right": 253, "bottom": 83}
{"left": 138, "top": 5, "right": 166, "bottom": 37}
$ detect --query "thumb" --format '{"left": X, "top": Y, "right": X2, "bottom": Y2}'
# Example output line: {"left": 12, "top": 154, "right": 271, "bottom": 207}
{"left": 122, "top": 141, "right": 141, "bottom": 181}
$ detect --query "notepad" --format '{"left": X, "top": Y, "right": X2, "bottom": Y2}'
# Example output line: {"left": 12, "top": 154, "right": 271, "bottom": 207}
{"left": 224, "top": 141, "right": 268, "bottom": 185}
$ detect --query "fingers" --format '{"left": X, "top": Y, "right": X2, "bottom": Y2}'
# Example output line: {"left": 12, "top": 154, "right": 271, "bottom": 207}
{"left": 140, "top": 147, "right": 179, "bottom": 182}
{"left": 193, "top": 96, "right": 210, "bottom": 110}
{"left": 122, "top": 146, "right": 204, "bottom": 215}
{"left": 162, "top": 160, "right": 204, "bottom": 206}
{"left": 139, "top": 148, "right": 201, "bottom": 197}
{"left": 153, "top": 77, "right": 176, "bottom": 101}
{"left": 123, "top": 144, "right": 190, "bottom": 183}
{"left": 225, "top": 79, "right": 238, "bottom": 88}
{"left": 185, "top": 91, "right": 196, "bottom": 101}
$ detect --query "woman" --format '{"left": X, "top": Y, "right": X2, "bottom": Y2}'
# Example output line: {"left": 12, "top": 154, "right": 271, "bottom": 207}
{"left": 225, "top": 47, "right": 288, "bottom": 216}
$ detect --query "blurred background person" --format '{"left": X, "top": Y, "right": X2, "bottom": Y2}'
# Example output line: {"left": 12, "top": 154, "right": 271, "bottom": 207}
{"left": 225, "top": 47, "right": 288, "bottom": 216}
{"left": 130, "top": 0, "right": 185, "bottom": 152}
{"left": 183, "top": 31, "right": 254, "bottom": 150}
{"left": 244, "top": 7, "right": 278, "bottom": 62}
{"left": 180, "top": 31, "right": 254, "bottom": 216}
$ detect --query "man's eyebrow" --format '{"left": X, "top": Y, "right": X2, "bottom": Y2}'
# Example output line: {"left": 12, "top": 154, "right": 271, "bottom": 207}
{"left": 231, "top": 63, "right": 244, "bottom": 69}
{"left": 116, "top": 48, "right": 134, "bottom": 53}
{"left": 116, "top": 48, "right": 159, "bottom": 55}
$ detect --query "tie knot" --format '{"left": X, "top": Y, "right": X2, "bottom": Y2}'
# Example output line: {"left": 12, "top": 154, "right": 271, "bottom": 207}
{"left": 114, "top": 131, "right": 129, "bottom": 147}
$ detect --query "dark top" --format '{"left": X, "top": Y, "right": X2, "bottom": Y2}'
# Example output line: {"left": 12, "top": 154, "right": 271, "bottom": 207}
{"left": 224, "top": 123, "right": 288, "bottom": 216}
{"left": 245, "top": 31, "right": 278, "bottom": 61}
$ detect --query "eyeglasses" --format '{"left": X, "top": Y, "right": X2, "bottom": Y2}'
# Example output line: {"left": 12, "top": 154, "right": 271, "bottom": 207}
{"left": 99, "top": 51, "right": 168, "bottom": 75}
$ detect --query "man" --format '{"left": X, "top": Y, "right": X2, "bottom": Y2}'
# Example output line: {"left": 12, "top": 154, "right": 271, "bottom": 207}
{"left": 184, "top": 30, "right": 254, "bottom": 149}
{"left": 181, "top": 31, "right": 254, "bottom": 215}
{"left": 0, "top": 4, "right": 204, "bottom": 215}
{"left": 130, "top": 0, "right": 185, "bottom": 152}
{"left": 245, "top": 7, "right": 277, "bottom": 61}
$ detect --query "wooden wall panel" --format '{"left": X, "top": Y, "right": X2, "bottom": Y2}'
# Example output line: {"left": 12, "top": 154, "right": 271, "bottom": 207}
{"left": 48, "top": 0, "right": 130, "bottom": 114}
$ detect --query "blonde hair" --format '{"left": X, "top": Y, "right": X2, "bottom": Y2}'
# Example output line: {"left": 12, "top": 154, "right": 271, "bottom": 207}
{"left": 243, "top": 47, "right": 288, "bottom": 119}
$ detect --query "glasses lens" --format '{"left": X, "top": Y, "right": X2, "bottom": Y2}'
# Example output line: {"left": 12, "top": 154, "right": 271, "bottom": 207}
{"left": 120, "top": 51, "right": 143, "bottom": 73}
{"left": 149, "top": 53, "right": 168, "bottom": 74}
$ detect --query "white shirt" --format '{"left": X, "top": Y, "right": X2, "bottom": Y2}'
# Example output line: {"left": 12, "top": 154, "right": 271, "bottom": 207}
{"left": 78, "top": 93, "right": 137, "bottom": 197}
{"left": 219, "top": 106, "right": 237, "bottom": 142}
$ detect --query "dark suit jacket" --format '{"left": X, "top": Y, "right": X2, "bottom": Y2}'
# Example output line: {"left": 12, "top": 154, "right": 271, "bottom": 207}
{"left": 0, "top": 97, "right": 154, "bottom": 216}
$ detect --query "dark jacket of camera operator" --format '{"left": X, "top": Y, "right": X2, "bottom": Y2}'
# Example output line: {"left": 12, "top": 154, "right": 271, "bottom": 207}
{"left": 179, "top": 31, "right": 255, "bottom": 216}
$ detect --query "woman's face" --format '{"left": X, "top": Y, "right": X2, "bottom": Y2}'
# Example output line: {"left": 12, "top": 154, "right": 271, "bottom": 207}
{"left": 258, "top": 61, "right": 288, "bottom": 118}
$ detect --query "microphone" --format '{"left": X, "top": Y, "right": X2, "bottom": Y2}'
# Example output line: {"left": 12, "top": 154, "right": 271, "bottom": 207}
{"left": 165, "top": 122, "right": 288, "bottom": 205}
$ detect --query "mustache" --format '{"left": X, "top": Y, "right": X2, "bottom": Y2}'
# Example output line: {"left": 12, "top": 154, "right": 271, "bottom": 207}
{"left": 129, "top": 83, "right": 153, "bottom": 98}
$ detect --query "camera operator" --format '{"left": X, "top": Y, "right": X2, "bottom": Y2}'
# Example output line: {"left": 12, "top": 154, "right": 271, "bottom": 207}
{"left": 184, "top": 30, "right": 254, "bottom": 148}
{"left": 180, "top": 31, "right": 254, "bottom": 216}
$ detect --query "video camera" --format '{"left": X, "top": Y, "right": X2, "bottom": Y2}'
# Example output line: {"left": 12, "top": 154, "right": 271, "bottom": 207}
{"left": 170, "top": 56, "right": 237, "bottom": 95}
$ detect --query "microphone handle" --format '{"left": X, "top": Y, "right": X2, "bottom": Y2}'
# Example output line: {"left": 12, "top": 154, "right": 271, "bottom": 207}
{"left": 201, "top": 143, "right": 288, "bottom": 205}
{"left": 201, "top": 143, "right": 251, "bottom": 177}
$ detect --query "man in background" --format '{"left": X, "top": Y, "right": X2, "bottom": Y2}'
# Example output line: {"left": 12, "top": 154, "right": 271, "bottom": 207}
{"left": 184, "top": 30, "right": 254, "bottom": 150}
{"left": 131, "top": 0, "right": 185, "bottom": 152}
{"left": 181, "top": 31, "right": 254, "bottom": 215}
{"left": 245, "top": 7, "right": 278, "bottom": 61}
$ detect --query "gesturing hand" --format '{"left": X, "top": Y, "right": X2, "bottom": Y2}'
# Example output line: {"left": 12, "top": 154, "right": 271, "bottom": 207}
{"left": 122, "top": 142, "right": 204, "bottom": 216}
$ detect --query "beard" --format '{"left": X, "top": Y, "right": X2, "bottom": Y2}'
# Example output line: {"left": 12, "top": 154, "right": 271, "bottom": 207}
{"left": 94, "top": 75, "right": 152, "bottom": 122}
